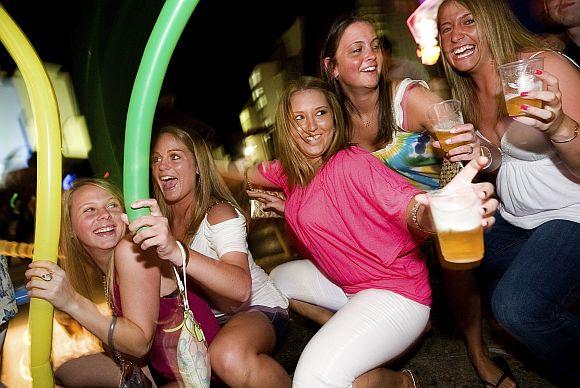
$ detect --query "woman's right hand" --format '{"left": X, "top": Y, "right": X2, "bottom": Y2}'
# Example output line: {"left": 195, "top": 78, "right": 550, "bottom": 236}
{"left": 123, "top": 199, "right": 183, "bottom": 267}
{"left": 431, "top": 123, "right": 481, "bottom": 163}
{"left": 26, "top": 260, "right": 79, "bottom": 312}
{"left": 247, "top": 190, "right": 286, "bottom": 216}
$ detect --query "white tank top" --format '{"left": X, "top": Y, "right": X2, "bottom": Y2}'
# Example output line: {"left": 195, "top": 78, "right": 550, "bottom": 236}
{"left": 497, "top": 118, "right": 580, "bottom": 228}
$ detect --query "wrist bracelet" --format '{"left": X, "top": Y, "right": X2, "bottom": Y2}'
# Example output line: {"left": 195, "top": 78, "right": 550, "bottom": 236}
{"left": 550, "top": 120, "right": 579, "bottom": 144}
{"left": 411, "top": 201, "right": 433, "bottom": 234}
{"left": 175, "top": 240, "right": 190, "bottom": 269}
{"left": 108, "top": 315, "right": 117, "bottom": 352}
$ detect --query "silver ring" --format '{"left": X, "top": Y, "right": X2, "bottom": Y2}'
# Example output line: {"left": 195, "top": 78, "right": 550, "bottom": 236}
{"left": 41, "top": 272, "right": 53, "bottom": 282}
{"left": 467, "top": 145, "right": 474, "bottom": 155}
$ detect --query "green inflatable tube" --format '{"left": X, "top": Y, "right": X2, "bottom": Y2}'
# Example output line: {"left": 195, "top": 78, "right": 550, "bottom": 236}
{"left": 124, "top": 0, "right": 200, "bottom": 221}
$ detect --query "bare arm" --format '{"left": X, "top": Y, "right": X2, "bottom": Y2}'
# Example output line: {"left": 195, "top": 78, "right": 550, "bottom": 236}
{"left": 515, "top": 52, "right": 580, "bottom": 176}
{"left": 127, "top": 200, "right": 252, "bottom": 311}
{"left": 25, "top": 240, "right": 160, "bottom": 358}
{"left": 215, "top": 159, "right": 280, "bottom": 188}
{"left": 405, "top": 82, "right": 481, "bottom": 163}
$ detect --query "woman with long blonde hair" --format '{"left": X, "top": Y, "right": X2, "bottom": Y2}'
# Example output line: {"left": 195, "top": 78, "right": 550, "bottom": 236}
{"left": 27, "top": 178, "right": 220, "bottom": 387}
{"left": 127, "top": 126, "right": 290, "bottom": 388}
{"left": 438, "top": 0, "right": 580, "bottom": 385}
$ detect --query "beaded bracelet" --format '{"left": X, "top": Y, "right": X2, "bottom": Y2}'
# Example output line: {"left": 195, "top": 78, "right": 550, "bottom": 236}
{"left": 550, "top": 120, "right": 579, "bottom": 144}
{"left": 411, "top": 201, "right": 434, "bottom": 234}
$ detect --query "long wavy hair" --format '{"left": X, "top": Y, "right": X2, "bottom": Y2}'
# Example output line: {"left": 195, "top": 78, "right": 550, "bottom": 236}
{"left": 152, "top": 127, "right": 242, "bottom": 245}
{"left": 274, "top": 76, "right": 348, "bottom": 188}
{"left": 320, "top": 13, "right": 396, "bottom": 147}
{"left": 60, "top": 178, "right": 124, "bottom": 301}
{"left": 438, "top": 0, "right": 551, "bottom": 125}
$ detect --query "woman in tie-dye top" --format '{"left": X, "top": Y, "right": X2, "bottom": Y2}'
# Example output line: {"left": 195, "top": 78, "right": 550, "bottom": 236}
{"left": 320, "top": 15, "right": 479, "bottom": 190}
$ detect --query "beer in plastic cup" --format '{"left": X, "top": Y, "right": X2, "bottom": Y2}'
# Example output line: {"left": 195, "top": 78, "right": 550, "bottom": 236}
{"left": 428, "top": 187, "right": 484, "bottom": 264}
{"left": 426, "top": 99, "right": 468, "bottom": 152}
{"left": 498, "top": 58, "right": 543, "bottom": 116}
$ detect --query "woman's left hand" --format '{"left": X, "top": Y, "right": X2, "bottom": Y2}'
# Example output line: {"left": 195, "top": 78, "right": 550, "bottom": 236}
{"left": 432, "top": 123, "right": 481, "bottom": 162}
{"left": 514, "top": 69, "right": 564, "bottom": 133}
{"left": 25, "top": 261, "right": 79, "bottom": 312}
{"left": 416, "top": 157, "right": 499, "bottom": 230}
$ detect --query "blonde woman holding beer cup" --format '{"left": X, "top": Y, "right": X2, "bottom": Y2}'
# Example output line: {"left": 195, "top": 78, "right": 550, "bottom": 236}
{"left": 247, "top": 76, "right": 498, "bottom": 387}
{"left": 438, "top": 0, "right": 580, "bottom": 385}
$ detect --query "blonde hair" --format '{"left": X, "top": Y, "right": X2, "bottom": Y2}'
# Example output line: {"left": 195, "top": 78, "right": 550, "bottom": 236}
{"left": 60, "top": 178, "right": 124, "bottom": 301}
{"left": 274, "top": 76, "right": 348, "bottom": 188}
{"left": 152, "top": 127, "right": 242, "bottom": 245}
{"left": 438, "top": 0, "right": 551, "bottom": 125}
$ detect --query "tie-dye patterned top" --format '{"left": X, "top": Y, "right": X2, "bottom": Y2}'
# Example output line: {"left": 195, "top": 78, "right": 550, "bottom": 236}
{"left": 372, "top": 79, "right": 441, "bottom": 191}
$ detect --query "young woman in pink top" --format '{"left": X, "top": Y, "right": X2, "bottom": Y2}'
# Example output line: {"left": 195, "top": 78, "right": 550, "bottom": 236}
{"left": 246, "top": 76, "right": 498, "bottom": 388}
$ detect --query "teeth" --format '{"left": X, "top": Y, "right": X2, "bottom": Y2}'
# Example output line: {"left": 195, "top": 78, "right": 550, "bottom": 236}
{"left": 306, "top": 134, "right": 321, "bottom": 142}
{"left": 362, "top": 66, "right": 376, "bottom": 72}
{"left": 160, "top": 175, "right": 175, "bottom": 181}
{"left": 453, "top": 45, "right": 474, "bottom": 55}
{"left": 95, "top": 226, "right": 114, "bottom": 234}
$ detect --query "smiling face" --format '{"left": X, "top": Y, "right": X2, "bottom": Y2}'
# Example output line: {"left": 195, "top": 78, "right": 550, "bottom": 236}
{"left": 70, "top": 184, "right": 125, "bottom": 259}
{"left": 438, "top": 1, "right": 492, "bottom": 74}
{"left": 290, "top": 89, "right": 336, "bottom": 167}
{"left": 330, "top": 21, "right": 383, "bottom": 91}
{"left": 545, "top": 0, "right": 580, "bottom": 27}
{"left": 151, "top": 132, "right": 197, "bottom": 205}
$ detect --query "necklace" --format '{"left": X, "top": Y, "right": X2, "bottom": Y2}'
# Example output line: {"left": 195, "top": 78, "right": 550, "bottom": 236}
{"left": 103, "top": 275, "right": 113, "bottom": 311}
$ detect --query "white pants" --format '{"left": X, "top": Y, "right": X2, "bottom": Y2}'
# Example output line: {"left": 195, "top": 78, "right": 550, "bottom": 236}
{"left": 271, "top": 260, "right": 430, "bottom": 388}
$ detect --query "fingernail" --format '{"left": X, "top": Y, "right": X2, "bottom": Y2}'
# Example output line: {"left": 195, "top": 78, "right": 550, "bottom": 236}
{"left": 520, "top": 104, "right": 528, "bottom": 111}
{"left": 534, "top": 69, "right": 543, "bottom": 75}
{"left": 520, "top": 91, "right": 529, "bottom": 97}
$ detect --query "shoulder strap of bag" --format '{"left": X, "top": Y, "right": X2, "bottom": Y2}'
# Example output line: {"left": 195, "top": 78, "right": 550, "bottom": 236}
{"left": 172, "top": 264, "right": 190, "bottom": 312}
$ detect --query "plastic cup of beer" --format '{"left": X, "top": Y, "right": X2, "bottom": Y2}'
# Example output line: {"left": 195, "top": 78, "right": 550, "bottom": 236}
{"left": 498, "top": 57, "right": 544, "bottom": 116}
{"left": 428, "top": 187, "right": 484, "bottom": 265}
{"left": 426, "top": 99, "right": 468, "bottom": 152}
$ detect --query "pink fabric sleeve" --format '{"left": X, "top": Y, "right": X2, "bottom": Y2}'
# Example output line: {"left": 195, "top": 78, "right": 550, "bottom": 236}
{"left": 340, "top": 149, "right": 422, "bottom": 231}
{"left": 258, "top": 160, "right": 289, "bottom": 193}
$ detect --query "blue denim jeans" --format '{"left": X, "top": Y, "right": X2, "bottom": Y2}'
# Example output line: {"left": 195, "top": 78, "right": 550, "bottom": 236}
{"left": 481, "top": 214, "right": 580, "bottom": 384}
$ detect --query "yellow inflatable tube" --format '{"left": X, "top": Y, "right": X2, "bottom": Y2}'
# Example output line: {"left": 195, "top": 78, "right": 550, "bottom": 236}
{"left": 0, "top": 5, "right": 62, "bottom": 387}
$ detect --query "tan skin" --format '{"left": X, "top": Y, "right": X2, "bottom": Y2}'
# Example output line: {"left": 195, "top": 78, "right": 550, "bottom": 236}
{"left": 25, "top": 185, "right": 160, "bottom": 386}
{"left": 438, "top": 2, "right": 580, "bottom": 387}
{"left": 250, "top": 88, "right": 498, "bottom": 388}
{"left": 324, "top": 20, "right": 480, "bottom": 161}
{"left": 127, "top": 132, "right": 291, "bottom": 388}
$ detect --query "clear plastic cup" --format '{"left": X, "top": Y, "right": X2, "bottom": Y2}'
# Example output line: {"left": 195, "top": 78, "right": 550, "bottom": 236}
{"left": 428, "top": 187, "right": 484, "bottom": 265}
{"left": 426, "top": 99, "right": 468, "bottom": 152}
{"left": 498, "top": 57, "right": 544, "bottom": 116}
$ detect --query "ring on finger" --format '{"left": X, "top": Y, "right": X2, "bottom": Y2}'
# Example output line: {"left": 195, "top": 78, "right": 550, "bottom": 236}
{"left": 467, "top": 145, "right": 474, "bottom": 155}
{"left": 41, "top": 272, "right": 53, "bottom": 282}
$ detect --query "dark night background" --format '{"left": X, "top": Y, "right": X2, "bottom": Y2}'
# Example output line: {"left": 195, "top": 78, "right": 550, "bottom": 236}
{"left": 0, "top": 0, "right": 354, "bottom": 159}
{"left": 0, "top": 0, "right": 554, "bottom": 181}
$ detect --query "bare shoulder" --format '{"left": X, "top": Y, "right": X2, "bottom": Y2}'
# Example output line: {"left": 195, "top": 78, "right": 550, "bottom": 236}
{"left": 114, "top": 235, "right": 157, "bottom": 269}
{"left": 207, "top": 202, "right": 238, "bottom": 225}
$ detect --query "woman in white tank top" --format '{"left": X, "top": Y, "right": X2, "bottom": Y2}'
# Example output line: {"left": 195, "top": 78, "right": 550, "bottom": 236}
{"left": 438, "top": 0, "right": 580, "bottom": 386}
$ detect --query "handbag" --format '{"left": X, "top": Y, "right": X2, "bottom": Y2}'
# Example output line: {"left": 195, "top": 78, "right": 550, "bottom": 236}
{"left": 245, "top": 167, "right": 285, "bottom": 219}
{"left": 439, "top": 158, "right": 463, "bottom": 188}
{"left": 165, "top": 262, "right": 211, "bottom": 387}
{"left": 119, "top": 362, "right": 152, "bottom": 388}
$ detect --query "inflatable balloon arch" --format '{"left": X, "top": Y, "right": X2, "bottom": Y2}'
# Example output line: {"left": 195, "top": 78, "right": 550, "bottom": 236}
{"left": 0, "top": 0, "right": 200, "bottom": 385}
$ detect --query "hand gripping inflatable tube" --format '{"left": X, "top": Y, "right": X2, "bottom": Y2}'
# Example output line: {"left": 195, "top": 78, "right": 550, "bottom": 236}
{"left": 124, "top": 0, "right": 200, "bottom": 222}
